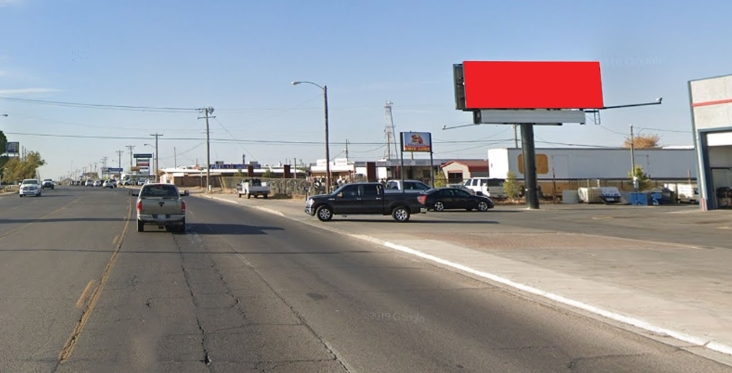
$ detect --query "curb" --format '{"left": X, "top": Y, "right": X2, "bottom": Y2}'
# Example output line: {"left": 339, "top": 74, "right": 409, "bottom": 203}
{"left": 195, "top": 194, "right": 732, "bottom": 359}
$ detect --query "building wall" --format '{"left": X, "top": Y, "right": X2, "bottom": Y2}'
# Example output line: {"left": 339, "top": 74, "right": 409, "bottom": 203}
{"left": 488, "top": 148, "right": 696, "bottom": 180}
{"left": 441, "top": 163, "right": 469, "bottom": 182}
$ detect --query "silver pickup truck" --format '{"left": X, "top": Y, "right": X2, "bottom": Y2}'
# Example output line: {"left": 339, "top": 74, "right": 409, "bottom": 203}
{"left": 132, "top": 183, "right": 189, "bottom": 233}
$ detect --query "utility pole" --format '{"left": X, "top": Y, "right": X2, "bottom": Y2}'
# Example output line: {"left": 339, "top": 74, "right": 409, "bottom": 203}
{"left": 126, "top": 145, "right": 135, "bottom": 172}
{"left": 150, "top": 133, "right": 163, "bottom": 182}
{"left": 101, "top": 156, "right": 108, "bottom": 179}
{"left": 345, "top": 139, "right": 349, "bottom": 160}
{"left": 116, "top": 150, "right": 124, "bottom": 178}
{"left": 174, "top": 147, "right": 177, "bottom": 168}
{"left": 513, "top": 124, "right": 519, "bottom": 148}
{"left": 630, "top": 124, "right": 637, "bottom": 191}
{"left": 198, "top": 107, "right": 215, "bottom": 191}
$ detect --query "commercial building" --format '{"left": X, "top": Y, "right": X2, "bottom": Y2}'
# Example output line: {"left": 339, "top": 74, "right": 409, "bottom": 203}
{"left": 689, "top": 73, "right": 732, "bottom": 210}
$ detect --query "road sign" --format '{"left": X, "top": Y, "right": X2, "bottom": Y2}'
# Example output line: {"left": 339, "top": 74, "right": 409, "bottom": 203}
{"left": 133, "top": 153, "right": 153, "bottom": 159}
{"left": 108, "top": 167, "right": 123, "bottom": 172}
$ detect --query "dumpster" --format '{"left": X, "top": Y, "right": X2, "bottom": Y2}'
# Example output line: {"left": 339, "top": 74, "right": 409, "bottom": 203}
{"left": 651, "top": 192, "right": 663, "bottom": 206}
{"left": 630, "top": 192, "right": 651, "bottom": 206}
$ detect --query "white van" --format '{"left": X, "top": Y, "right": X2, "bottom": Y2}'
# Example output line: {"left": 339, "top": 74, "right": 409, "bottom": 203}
{"left": 463, "top": 177, "right": 506, "bottom": 198}
{"left": 665, "top": 183, "right": 699, "bottom": 204}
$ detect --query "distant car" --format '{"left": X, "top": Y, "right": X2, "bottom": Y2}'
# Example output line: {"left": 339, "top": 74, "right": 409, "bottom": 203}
{"left": 19, "top": 179, "right": 42, "bottom": 197}
{"left": 94, "top": 180, "right": 102, "bottom": 187}
{"left": 102, "top": 180, "right": 115, "bottom": 188}
{"left": 137, "top": 180, "right": 146, "bottom": 186}
{"left": 132, "top": 183, "right": 187, "bottom": 233}
{"left": 418, "top": 187, "right": 494, "bottom": 212}
{"left": 85, "top": 179, "right": 94, "bottom": 187}
{"left": 41, "top": 179, "right": 55, "bottom": 189}
{"left": 108, "top": 179, "right": 118, "bottom": 188}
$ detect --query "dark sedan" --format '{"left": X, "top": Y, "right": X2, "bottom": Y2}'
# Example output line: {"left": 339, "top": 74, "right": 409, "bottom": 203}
{"left": 418, "top": 187, "right": 494, "bottom": 212}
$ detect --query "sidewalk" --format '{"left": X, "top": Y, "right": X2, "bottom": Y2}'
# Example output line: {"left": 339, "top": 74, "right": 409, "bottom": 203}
{"left": 195, "top": 192, "right": 732, "bottom": 363}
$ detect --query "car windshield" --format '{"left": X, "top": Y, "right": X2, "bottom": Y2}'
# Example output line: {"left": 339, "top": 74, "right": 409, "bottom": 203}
{"left": 141, "top": 184, "right": 179, "bottom": 198}
{"left": 22, "top": 179, "right": 39, "bottom": 185}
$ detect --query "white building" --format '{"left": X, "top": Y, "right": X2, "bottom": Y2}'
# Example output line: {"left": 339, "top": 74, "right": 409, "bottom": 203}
{"left": 487, "top": 148, "right": 696, "bottom": 180}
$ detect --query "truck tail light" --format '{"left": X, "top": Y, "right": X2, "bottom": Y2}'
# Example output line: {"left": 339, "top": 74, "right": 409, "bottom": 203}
{"left": 417, "top": 195, "right": 427, "bottom": 205}
{"left": 136, "top": 200, "right": 142, "bottom": 212}
{"left": 181, "top": 200, "right": 186, "bottom": 212}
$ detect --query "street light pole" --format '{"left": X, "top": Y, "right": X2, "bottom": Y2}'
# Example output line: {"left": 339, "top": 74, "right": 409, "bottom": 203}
{"left": 292, "top": 81, "right": 331, "bottom": 193}
{"left": 630, "top": 124, "right": 637, "bottom": 191}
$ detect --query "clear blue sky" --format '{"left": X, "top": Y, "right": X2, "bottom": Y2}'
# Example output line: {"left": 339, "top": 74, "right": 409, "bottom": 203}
{"left": 0, "top": 0, "right": 730, "bottom": 180}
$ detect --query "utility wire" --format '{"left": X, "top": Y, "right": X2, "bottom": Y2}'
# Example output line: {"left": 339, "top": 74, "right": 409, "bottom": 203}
{"left": 213, "top": 117, "right": 257, "bottom": 162}
{"left": 0, "top": 96, "right": 198, "bottom": 112}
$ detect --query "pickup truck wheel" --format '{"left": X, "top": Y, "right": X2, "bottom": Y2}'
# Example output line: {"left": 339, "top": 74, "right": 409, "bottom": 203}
{"left": 247, "top": 194, "right": 251, "bottom": 199}
{"left": 263, "top": 194, "right": 268, "bottom": 199}
{"left": 433, "top": 201, "right": 445, "bottom": 212}
{"left": 392, "top": 206, "right": 411, "bottom": 222}
{"left": 316, "top": 206, "right": 333, "bottom": 221}
{"left": 238, "top": 193, "right": 242, "bottom": 198}
{"left": 137, "top": 220, "right": 144, "bottom": 232}
{"left": 477, "top": 201, "right": 490, "bottom": 212}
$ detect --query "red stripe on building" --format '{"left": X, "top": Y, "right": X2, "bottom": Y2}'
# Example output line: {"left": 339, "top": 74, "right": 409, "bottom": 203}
{"left": 692, "top": 98, "right": 732, "bottom": 107}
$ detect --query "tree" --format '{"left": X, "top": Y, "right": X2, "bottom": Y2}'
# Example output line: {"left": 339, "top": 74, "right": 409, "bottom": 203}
{"left": 624, "top": 133, "right": 661, "bottom": 149}
{"left": 262, "top": 168, "right": 272, "bottom": 178}
{"left": 629, "top": 164, "right": 650, "bottom": 191}
{"left": 2, "top": 151, "right": 45, "bottom": 182}
{"left": 434, "top": 171, "right": 447, "bottom": 187}
{"left": 0, "top": 131, "right": 7, "bottom": 182}
{"left": 503, "top": 171, "right": 522, "bottom": 199}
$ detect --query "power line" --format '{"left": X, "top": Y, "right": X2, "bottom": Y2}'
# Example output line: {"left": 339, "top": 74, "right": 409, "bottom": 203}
{"left": 213, "top": 117, "right": 257, "bottom": 162}
{"left": 0, "top": 96, "right": 198, "bottom": 112}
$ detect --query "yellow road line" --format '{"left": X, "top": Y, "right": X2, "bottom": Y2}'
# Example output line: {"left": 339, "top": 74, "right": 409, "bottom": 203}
{"left": 0, "top": 197, "right": 85, "bottom": 241}
{"left": 75, "top": 280, "right": 96, "bottom": 309}
{"left": 58, "top": 198, "right": 133, "bottom": 363}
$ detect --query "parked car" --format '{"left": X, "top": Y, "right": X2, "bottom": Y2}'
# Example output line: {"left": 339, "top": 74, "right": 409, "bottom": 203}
{"left": 463, "top": 177, "right": 507, "bottom": 198}
{"left": 305, "top": 182, "right": 426, "bottom": 222}
{"left": 237, "top": 178, "right": 270, "bottom": 199}
{"left": 41, "top": 179, "right": 55, "bottom": 189}
{"left": 102, "top": 180, "right": 115, "bottom": 188}
{"left": 85, "top": 179, "right": 94, "bottom": 187}
{"left": 384, "top": 179, "right": 432, "bottom": 193}
{"left": 93, "top": 180, "right": 102, "bottom": 187}
{"left": 19, "top": 179, "right": 42, "bottom": 197}
{"left": 130, "top": 183, "right": 189, "bottom": 232}
{"left": 419, "top": 187, "right": 494, "bottom": 212}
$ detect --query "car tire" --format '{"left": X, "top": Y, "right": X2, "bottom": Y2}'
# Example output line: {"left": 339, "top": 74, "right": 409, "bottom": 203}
{"left": 392, "top": 206, "right": 411, "bottom": 222}
{"left": 477, "top": 201, "right": 490, "bottom": 212}
{"left": 137, "top": 220, "right": 144, "bottom": 232}
{"left": 263, "top": 194, "right": 268, "bottom": 199}
{"left": 434, "top": 201, "right": 445, "bottom": 212}
{"left": 316, "top": 205, "right": 333, "bottom": 221}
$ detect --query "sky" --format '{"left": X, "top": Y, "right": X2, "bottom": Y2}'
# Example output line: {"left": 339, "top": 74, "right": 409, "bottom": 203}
{"left": 0, "top": 0, "right": 731, "bottom": 180}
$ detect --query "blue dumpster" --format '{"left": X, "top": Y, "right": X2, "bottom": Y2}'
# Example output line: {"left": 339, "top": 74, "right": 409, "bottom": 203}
{"left": 630, "top": 192, "right": 651, "bottom": 206}
{"left": 651, "top": 192, "right": 663, "bottom": 206}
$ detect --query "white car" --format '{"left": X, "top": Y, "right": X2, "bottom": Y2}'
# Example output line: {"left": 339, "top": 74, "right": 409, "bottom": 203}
{"left": 102, "top": 180, "right": 116, "bottom": 188}
{"left": 19, "top": 179, "right": 42, "bottom": 197}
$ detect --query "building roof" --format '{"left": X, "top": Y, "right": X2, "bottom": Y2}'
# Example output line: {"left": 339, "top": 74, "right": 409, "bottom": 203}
{"left": 440, "top": 160, "right": 489, "bottom": 172}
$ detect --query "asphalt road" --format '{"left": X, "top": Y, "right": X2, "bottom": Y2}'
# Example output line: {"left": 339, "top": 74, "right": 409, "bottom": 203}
{"left": 0, "top": 187, "right": 730, "bottom": 372}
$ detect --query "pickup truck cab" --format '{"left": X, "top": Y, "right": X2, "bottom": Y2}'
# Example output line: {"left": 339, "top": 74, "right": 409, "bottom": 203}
{"left": 132, "top": 183, "right": 190, "bottom": 233}
{"left": 384, "top": 179, "right": 432, "bottom": 193}
{"left": 237, "top": 178, "right": 270, "bottom": 199}
{"left": 305, "top": 182, "right": 426, "bottom": 222}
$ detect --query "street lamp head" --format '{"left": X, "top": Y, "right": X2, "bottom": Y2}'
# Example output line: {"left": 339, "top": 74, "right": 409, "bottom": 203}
{"left": 291, "top": 81, "right": 301, "bottom": 86}
{"left": 656, "top": 97, "right": 663, "bottom": 104}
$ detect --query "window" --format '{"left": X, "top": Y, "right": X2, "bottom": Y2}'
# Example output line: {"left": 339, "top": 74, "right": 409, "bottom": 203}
{"left": 341, "top": 185, "right": 359, "bottom": 197}
{"left": 142, "top": 184, "right": 179, "bottom": 198}
{"left": 454, "top": 190, "right": 471, "bottom": 198}
{"left": 363, "top": 184, "right": 379, "bottom": 197}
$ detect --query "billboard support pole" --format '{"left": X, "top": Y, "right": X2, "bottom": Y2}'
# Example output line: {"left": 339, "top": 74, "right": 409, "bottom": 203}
{"left": 430, "top": 149, "right": 435, "bottom": 188}
{"left": 521, "top": 124, "right": 540, "bottom": 209}
{"left": 400, "top": 133, "right": 405, "bottom": 193}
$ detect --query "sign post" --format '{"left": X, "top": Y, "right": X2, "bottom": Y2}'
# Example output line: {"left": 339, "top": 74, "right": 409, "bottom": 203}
{"left": 400, "top": 132, "right": 433, "bottom": 189}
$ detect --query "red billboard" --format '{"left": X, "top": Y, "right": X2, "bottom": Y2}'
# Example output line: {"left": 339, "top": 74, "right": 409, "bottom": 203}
{"left": 462, "top": 61, "right": 604, "bottom": 109}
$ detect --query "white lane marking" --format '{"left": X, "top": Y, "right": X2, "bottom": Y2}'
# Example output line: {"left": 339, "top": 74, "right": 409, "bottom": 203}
{"left": 237, "top": 253, "right": 253, "bottom": 267}
{"left": 196, "top": 194, "right": 732, "bottom": 357}
{"left": 381, "top": 240, "right": 732, "bottom": 356}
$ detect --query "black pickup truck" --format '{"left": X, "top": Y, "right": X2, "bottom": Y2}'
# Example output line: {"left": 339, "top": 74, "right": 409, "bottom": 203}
{"left": 304, "top": 182, "right": 427, "bottom": 222}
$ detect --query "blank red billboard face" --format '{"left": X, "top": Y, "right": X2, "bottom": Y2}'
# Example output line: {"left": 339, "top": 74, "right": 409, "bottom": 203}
{"left": 463, "top": 61, "right": 604, "bottom": 109}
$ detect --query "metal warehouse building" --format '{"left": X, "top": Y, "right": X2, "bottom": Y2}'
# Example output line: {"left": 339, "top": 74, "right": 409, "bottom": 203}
{"left": 689, "top": 73, "right": 732, "bottom": 210}
{"left": 487, "top": 148, "right": 696, "bottom": 180}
